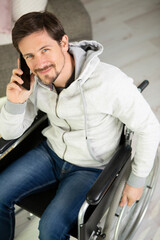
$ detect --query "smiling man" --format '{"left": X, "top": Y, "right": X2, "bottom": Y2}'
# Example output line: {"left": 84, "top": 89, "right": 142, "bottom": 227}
{"left": 0, "top": 11, "right": 160, "bottom": 240}
{"left": 19, "top": 31, "right": 73, "bottom": 87}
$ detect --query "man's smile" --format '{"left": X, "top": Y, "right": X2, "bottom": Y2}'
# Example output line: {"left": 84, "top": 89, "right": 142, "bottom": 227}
{"left": 34, "top": 64, "right": 55, "bottom": 75}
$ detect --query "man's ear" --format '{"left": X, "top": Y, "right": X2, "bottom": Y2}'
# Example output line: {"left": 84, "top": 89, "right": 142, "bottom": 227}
{"left": 60, "top": 35, "right": 69, "bottom": 51}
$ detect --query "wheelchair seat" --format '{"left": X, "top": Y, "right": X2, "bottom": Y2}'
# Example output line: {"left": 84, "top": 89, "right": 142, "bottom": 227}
{"left": 0, "top": 80, "right": 159, "bottom": 240}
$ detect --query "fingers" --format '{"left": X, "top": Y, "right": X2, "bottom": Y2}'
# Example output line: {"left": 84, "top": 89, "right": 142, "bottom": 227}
{"left": 120, "top": 194, "right": 127, "bottom": 207}
{"left": 7, "top": 81, "right": 23, "bottom": 92}
{"left": 11, "top": 68, "right": 24, "bottom": 85}
{"left": 120, "top": 194, "right": 135, "bottom": 207}
{"left": 120, "top": 184, "right": 144, "bottom": 207}
{"left": 10, "top": 68, "right": 35, "bottom": 93}
{"left": 12, "top": 68, "right": 23, "bottom": 78}
{"left": 7, "top": 63, "right": 34, "bottom": 103}
{"left": 127, "top": 198, "right": 135, "bottom": 207}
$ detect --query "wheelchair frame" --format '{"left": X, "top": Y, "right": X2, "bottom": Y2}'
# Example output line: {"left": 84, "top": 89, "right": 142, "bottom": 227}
{"left": 78, "top": 147, "right": 159, "bottom": 240}
{"left": 0, "top": 80, "right": 159, "bottom": 240}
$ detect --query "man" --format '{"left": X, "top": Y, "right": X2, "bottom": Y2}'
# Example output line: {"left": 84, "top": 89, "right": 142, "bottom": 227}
{"left": 0, "top": 11, "right": 159, "bottom": 240}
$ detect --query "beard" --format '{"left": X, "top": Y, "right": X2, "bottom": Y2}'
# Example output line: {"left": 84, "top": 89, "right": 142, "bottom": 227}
{"left": 34, "top": 53, "right": 65, "bottom": 86}
{"left": 36, "top": 64, "right": 61, "bottom": 85}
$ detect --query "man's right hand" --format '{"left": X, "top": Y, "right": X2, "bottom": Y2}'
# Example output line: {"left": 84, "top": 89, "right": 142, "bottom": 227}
{"left": 7, "top": 67, "right": 35, "bottom": 104}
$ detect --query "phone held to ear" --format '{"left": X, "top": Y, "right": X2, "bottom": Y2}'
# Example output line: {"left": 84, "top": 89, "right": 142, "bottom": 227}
{"left": 20, "top": 54, "right": 31, "bottom": 90}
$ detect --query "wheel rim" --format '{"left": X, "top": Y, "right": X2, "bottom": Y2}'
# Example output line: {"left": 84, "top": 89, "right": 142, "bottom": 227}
{"left": 95, "top": 154, "right": 159, "bottom": 240}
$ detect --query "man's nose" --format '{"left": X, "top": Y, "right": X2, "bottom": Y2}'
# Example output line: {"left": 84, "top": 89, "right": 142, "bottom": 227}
{"left": 34, "top": 55, "right": 48, "bottom": 69}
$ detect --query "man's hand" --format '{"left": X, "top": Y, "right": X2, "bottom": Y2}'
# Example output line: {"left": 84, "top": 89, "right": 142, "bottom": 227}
{"left": 120, "top": 184, "right": 144, "bottom": 207}
{"left": 7, "top": 67, "right": 35, "bottom": 104}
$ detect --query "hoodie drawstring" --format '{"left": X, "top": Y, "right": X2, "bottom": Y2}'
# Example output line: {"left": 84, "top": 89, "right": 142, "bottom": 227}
{"left": 78, "top": 80, "right": 104, "bottom": 163}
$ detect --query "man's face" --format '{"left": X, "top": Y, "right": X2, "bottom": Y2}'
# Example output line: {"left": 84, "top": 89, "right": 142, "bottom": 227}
{"left": 18, "top": 30, "right": 68, "bottom": 85}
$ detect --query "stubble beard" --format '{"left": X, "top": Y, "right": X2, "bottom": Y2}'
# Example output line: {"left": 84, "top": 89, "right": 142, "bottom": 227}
{"left": 35, "top": 53, "right": 65, "bottom": 86}
{"left": 37, "top": 66, "right": 60, "bottom": 85}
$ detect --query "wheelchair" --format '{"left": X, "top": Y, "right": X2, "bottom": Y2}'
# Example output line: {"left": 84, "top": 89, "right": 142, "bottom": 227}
{"left": 0, "top": 80, "right": 159, "bottom": 240}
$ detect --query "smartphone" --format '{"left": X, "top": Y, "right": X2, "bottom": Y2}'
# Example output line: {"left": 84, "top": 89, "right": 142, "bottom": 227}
{"left": 20, "top": 54, "right": 31, "bottom": 90}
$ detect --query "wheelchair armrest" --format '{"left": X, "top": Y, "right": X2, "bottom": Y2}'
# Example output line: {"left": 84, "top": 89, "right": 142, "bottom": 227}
{"left": 86, "top": 145, "right": 132, "bottom": 205}
{"left": 0, "top": 111, "right": 48, "bottom": 158}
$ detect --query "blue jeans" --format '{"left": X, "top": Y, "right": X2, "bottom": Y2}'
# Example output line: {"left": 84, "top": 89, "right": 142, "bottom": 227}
{"left": 0, "top": 140, "right": 102, "bottom": 240}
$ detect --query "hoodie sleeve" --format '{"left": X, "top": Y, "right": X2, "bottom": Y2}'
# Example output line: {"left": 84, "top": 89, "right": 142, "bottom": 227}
{"left": 112, "top": 71, "right": 160, "bottom": 188}
{"left": 0, "top": 98, "right": 37, "bottom": 140}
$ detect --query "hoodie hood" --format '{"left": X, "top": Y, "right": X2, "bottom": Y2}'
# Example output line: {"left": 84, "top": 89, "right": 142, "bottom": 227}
{"left": 69, "top": 40, "right": 103, "bottom": 84}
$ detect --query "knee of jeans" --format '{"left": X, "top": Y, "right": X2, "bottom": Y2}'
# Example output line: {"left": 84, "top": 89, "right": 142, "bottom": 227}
{"left": 0, "top": 190, "right": 14, "bottom": 209}
{"left": 38, "top": 215, "right": 70, "bottom": 240}
{"left": 0, "top": 201, "right": 14, "bottom": 216}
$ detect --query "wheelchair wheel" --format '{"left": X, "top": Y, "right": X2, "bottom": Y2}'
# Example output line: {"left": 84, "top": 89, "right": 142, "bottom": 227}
{"left": 95, "top": 153, "right": 159, "bottom": 240}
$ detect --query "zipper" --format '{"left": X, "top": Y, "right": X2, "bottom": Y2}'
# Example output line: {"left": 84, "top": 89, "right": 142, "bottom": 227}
{"left": 62, "top": 125, "right": 70, "bottom": 159}
{"left": 55, "top": 93, "right": 71, "bottom": 160}
{"left": 37, "top": 79, "right": 70, "bottom": 159}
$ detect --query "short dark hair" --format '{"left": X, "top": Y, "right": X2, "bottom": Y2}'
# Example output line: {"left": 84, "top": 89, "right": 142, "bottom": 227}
{"left": 12, "top": 11, "right": 66, "bottom": 52}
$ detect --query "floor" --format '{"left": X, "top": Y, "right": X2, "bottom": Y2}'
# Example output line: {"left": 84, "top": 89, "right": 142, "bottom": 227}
{"left": 13, "top": 0, "right": 160, "bottom": 239}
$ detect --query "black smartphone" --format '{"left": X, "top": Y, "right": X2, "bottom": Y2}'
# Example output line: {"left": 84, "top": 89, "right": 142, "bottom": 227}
{"left": 20, "top": 54, "right": 31, "bottom": 90}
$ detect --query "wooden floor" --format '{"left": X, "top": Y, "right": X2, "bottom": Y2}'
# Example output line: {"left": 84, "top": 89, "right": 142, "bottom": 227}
{"left": 14, "top": 0, "right": 160, "bottom": 239}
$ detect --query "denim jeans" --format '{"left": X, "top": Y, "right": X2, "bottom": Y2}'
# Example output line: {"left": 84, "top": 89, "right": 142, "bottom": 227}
{"left": 0, "top": 140, "right": 102, "bottom": 240}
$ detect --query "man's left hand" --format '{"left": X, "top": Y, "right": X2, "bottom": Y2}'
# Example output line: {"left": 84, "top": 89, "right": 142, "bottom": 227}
{"left": 120, "top": 184, "right": 144, "bottom": 207}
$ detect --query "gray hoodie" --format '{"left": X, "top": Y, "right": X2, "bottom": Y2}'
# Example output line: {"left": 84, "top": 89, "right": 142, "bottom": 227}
{"left": 0, "top": 40, "right": 160, "bottom": 187}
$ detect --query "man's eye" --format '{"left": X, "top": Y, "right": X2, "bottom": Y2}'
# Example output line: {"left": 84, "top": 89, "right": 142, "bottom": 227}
{"left": 42, "top": 49, "right": 49, "bottom": 53}
{"left": 25, "top": 54, "right": 33, "bottom": 60}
